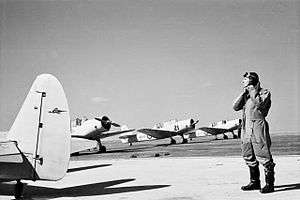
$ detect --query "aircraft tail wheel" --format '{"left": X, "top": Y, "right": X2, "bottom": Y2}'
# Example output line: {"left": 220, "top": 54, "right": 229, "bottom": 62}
{"left": 14, "top": 180, "right": 24, "bottom": 199}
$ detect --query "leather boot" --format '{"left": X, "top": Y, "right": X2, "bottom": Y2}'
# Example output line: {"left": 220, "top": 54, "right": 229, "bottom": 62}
{"left": 241, "top": 165, "right": 261, "bottom": 191}
{"left": 260, "top": 165, "right": 275, "bottom": 193}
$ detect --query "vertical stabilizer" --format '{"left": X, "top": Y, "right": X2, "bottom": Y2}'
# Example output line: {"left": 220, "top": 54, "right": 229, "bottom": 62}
{"left": 8, "top": 74, "right": 70, "bottom": 181}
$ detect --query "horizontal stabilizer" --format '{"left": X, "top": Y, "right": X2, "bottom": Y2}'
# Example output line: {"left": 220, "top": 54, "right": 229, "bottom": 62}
{"left": 0, "top": 141, "right": 23, "bottom": 163}
{"left": 0, "top": 141, "right": 38, "bottom": 180}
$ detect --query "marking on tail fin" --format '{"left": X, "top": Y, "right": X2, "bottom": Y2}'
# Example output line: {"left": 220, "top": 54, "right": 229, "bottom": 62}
{"left": 48, "top": 108, "right": 67, "bottom": 114}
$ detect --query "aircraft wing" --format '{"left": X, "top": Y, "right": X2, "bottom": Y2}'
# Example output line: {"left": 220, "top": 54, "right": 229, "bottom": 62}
{"left": 198, "top": 127, "right": 230, "bottom": 135}
{"left": 70, "top": 138, "right": 97, "bottom": 154}
{"left": 137, "top": 129, "right": 177, "bottom": 139}
{"left": 100, "top": 129, "right": 135, "bottom": 139}
{"left": 119, "top": 133, "right": 136, "bottom": 139}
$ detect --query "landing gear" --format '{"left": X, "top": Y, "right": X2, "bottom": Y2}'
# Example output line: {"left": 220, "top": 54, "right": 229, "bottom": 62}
{"left": 129, "top": 143, "right": 132, "bottom": 146}
{"left": 237, "top": 127, "right": 241, "bottom": 138}
{"left": 233, "top": 134, "right": 238, "bottom": 139}
{"left": 99, "top": 145, "right": 107, "bottom": 153}
{"left": 14, "top": 180, "right": 24, "bottom": 199}
{"left": 223, "top": 134, "right": 228, "bottom": 140}
{"left": 181, "top": 136, "right": 188, "bottom": 144}
{"left": 170, "top": 138, "right": 176, "bottom": 145}
{"left": 96, "top": 139, "right": 107, "bottom": 153}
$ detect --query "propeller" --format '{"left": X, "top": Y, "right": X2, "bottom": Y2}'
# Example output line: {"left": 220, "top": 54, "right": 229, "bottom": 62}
{"left": 190, "top": 119, "right": 199, "bottom": 128}
{"left": 95, "top": 116, "right": 121, "bottom": 130}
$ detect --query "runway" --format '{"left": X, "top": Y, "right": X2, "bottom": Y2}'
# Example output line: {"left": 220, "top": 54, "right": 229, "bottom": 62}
{"left": 0, "top": 133, "right": 299, "bottom": 200}
{"left": 71, "top": 132, "right": 300, "bottom": 160}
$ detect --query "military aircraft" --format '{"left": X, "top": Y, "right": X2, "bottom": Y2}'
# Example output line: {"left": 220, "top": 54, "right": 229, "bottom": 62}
{"left": 71, "top": 118, "right": 135, "bottom": 154}
{"left": 198, "top": 118, "right": 242, "bottom": 139}
{"left": 120, "top": 118, "right": 198, "bottom": 145}
{"left": 119, "top": 130, "right": 155, "bottom": 146}
{"left": 0, "top": 74, "right": 70, "bottom": 199}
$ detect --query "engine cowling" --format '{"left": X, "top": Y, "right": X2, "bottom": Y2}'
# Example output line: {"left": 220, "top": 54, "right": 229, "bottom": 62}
{"left": 101, "top": 116, "right": 111, "bottom": 130}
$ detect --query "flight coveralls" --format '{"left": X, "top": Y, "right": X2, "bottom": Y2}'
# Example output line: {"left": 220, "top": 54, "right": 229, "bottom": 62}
{"left": 233, "top": 87, "right": 275, "bottom": 169}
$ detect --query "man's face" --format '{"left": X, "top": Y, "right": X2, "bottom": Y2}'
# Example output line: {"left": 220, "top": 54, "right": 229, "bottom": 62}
{"left": 242, "top": 77, "right": 250, "bottom": 88}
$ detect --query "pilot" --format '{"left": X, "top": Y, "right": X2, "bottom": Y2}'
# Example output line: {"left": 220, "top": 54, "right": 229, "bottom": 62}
{"left": 233, "top": 72, "right": 275, "bottom": 193}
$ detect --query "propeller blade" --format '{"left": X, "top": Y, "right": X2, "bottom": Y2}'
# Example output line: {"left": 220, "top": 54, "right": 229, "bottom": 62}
{"left": 193, "top": 120, "right": 199, "bottom": 125}
{"left": 94, "top": 117, "right": 121, "bottom": 127}
{"left": 111, "top": 122, "right": 121, "bottom": 127}
{"left": 94, "top": 117, "right": 103, "bottom": 122}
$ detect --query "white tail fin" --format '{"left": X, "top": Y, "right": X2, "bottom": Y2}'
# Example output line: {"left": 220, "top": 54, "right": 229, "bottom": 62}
{"left": 8, "top": 74, "right": 70, "bottom": 181}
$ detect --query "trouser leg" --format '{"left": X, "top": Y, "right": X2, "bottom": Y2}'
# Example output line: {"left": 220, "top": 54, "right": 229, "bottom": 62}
{"left": 250, "top": 120, "right": 275, "bottom": 193}
{"left": 241, "top": 134, "right": 260, "bottom": 191}
{"left": 251, "top": 120, "right": 273, "bottom": 166}
{"left": 241, "top": 129, "right": 258, "bottom": 168}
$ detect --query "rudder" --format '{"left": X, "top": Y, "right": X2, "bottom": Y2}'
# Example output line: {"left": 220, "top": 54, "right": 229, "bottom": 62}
{"left": 8, "top": 74, "right": 70, "bottom": 181}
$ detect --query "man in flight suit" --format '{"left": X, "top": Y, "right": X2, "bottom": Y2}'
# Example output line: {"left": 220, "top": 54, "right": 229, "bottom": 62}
{"left": 233, "top": 72, "right": 275, "bottom": 193}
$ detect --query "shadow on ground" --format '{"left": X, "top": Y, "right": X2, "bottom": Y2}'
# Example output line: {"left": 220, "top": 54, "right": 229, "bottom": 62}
{"left": 275, "top": 183, "right": 300, "bottom": 192}
{"left": 67, "top": 164, "right": 112, "bottom": 173}
{"left": 0, "top": 178, "right": 170, "bottom": 199}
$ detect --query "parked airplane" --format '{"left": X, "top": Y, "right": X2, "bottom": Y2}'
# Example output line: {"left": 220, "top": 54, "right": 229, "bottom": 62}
{"left": 0, "top": 74, "right": 70, "bottom": 198}
{"left": 119, "top": 131, "right": 155, "bottom": 146}
{"left": 120, "top": 118, "right": 198, "bottom": 145}
{"left": 71, "top": 117, "right": 135, "bottom": 154}
{"left": 198, "top": 118, "right": 242, "bottom": 139}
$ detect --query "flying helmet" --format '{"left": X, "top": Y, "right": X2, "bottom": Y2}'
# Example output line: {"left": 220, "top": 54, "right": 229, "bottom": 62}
{"left": 243, "top": 72, "right": 259, "bottom": 86}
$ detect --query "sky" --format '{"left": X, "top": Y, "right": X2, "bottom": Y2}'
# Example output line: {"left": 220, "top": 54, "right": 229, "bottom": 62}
{"left": 0, "top": 0, "right": 299, "bottom": 133}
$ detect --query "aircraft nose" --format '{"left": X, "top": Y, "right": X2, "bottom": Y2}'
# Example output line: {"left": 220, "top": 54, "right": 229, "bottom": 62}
{"left": 190, "top": 119, "right": 194, "bottom": 125}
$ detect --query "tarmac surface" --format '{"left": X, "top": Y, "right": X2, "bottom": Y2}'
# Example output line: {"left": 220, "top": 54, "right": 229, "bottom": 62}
{"left": 71, "top": 132, "right": 300, "bottom": 160}
{"left": 0, "top": 133, "right": 299, "bottom": 200}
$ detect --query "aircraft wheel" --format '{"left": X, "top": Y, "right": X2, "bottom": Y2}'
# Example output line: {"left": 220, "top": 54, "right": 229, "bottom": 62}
{"left": 170, "top": 138, "right": 176, "bottom": 145}
{"left": 14, "top": 180, "right": 24, "bottom": 199}
{"left": 98, "top": 146, "right": 107, "bottom": 153}
{"left": 129, "top": 143, "right": 132, "bottom": 146}
{"left": 182, "top": 138, "right": 188, "bottom": 144}
{"left": 223, "top": 135, "right": 228, "bottom": 140}
{"left": 233, "top": 134, "right": 238, "bottom": 139}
